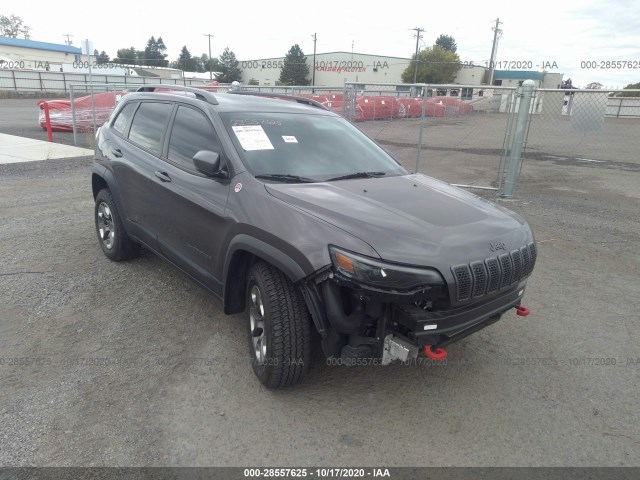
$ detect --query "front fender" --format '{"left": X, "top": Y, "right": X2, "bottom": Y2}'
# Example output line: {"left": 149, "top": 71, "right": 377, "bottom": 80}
{"left": 223, "top": 234, "right": 309, "bottom": 284}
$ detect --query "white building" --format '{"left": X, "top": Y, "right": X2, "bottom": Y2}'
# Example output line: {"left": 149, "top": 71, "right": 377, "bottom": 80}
{"left": 239, "top": 51, "right": 562, "bottom": 92}
{"left": 0, "top": 35, "right": 93, "bottom": 71}
{"left": 240, "top": 51, "right": 411, "bottom": 86}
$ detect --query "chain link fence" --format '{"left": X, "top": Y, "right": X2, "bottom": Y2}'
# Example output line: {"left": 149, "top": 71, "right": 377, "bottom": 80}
{"left": 41, "top": 80, "right": 640, "bottom": 196}
{"left": 342, "top": 82, "right": 519, "bottom": 192}
{"left": 523, "top": 88, "right": 640, "bottom": 165}
{"left": 340, "top": 82, "right": 640, "bottom": 195}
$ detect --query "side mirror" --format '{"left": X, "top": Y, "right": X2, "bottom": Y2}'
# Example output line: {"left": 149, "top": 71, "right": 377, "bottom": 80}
{"left": 192, "top": 150, "right": 228, "bottom": 178}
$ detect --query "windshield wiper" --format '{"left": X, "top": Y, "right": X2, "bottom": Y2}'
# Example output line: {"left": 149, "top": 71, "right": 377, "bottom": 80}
{"left": 255, "top": 173, "right": 317, "bottom": 183}
{"left": 326, "top": 171, "right": 387, "bottom": 181}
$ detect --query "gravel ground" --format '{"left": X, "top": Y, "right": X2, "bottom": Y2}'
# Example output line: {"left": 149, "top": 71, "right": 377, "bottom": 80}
{"left": 0, "top": 99, "right": 639, "bottom": 467}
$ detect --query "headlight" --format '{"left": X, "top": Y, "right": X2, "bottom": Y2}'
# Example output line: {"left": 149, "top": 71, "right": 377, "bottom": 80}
{"left": 329, "top": 246, "right": 444, "bottom": 291}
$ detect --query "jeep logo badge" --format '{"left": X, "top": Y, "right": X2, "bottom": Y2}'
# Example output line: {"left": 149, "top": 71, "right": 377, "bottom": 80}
{"left": 489, "top": 242, "right": 506, "bottom": 252}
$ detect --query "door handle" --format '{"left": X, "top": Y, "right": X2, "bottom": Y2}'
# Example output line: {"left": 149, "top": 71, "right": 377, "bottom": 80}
{"left": 154, "top": 171, "right": 172, "bottom": 182}
{"left": 111, "top": 148, "right": 123, "bottom": 158}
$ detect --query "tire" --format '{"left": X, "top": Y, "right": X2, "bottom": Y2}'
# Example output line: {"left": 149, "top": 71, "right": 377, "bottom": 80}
{"left": 94, "top": 188, "right": 140, "bottom": 261}
{"left": 246, "top": 262, "right": 312, "bottom": 388}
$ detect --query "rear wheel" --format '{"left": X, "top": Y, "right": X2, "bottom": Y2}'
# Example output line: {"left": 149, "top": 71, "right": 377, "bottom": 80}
{"left": 246, "top": 262, "right": 312, "bottom": 388}
{"left": 94, "top": 188, "right": 140, "bottom": 261}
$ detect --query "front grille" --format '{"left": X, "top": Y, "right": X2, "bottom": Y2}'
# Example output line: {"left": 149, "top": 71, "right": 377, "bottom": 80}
{"left": 511, "top": 249, "right": 523, "bottom": 283}
{"left": 521, "top": 245, "right": 531, "bottom": 277}
{"left": 452, "top": 265, "right": 472, "bottom": 301}
{"left": 471, "top": 261, "right": 488, "bottom": 297}
{"left": 499, "top": 253, "right": 513, "bottom": 288}
{"left": 485, "top": 258, "right": 501, "bottom": 293}
{"left": 528, "top": 243, "right": 537, "bottom": 275}
{"left": 452, "top": 242, "right": 537, "bottom": 303}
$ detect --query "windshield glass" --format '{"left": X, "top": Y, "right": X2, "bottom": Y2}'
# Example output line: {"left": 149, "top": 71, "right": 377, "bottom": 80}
{"left": 220, "top": 112, "right": 407, "bottom": 181}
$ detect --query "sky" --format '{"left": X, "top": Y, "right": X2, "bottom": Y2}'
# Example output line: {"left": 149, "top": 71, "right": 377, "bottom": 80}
{"left": 7, "top": 0, "right": 640, "bottom": 88}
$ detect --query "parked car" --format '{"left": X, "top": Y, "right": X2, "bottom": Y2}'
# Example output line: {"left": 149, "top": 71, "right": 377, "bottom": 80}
{"left": 92, "top": 85, "right": 536, "bottom": 388}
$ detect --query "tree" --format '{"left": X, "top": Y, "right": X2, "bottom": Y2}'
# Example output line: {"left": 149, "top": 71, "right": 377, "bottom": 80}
{"left": 94, "top": 50, "right": 110, "bottom": 64}
{"left": 198, "top": 53, "right": 220, "bottom": 72}
{"left": 279, "top": 44, "right": 310, "bottom": 86}
{"left": 0, "top": 14, "right": 30, "bottom": 39}
{"left": 618, "top": 82, "right": 640, "bottom": 97}
{"left": 143, "top": 36, "right": 168, "bottom": 67}
{"left": 401, "top": 45, "right": 462, "bottom": 84}
{"left": 435, "top": 34, "right": 457, "bottom": 53}
{"left": 561, "top": 78, "right": 575, "bottom": 90}
{"left": 217, "top": 47, "right": 242, "bottom": 83}
{"left": 175, "top": 46, "right": 197, "bottom": 72}
{"left": 198, "top": 54, "right": 222, "bottom": 74}
{"left": 115, "top": 47, "right": 137, "bottom": 65}
{"left": 585, "top": 82, "right": 603, "bottom": 89}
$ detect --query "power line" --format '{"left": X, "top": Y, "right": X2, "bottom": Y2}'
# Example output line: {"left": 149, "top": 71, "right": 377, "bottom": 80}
{"left": 204, "top": 33, "right": 214, "bottom": 80}
{"left": 411, "top": 27, "right": 424, "bottom": 83}
{"left": 488, "top": 18, "right": 503, "bottom": 85}
{"left": 63, "top": 34, "right": 73, "bottom": 46}
{"left": 311, "top": 33, "right": 317, "bottom": 90}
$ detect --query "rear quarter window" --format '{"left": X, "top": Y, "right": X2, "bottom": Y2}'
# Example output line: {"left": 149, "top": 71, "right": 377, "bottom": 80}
{"left": 111, "top": 102, "right": 137, "bottom": 136}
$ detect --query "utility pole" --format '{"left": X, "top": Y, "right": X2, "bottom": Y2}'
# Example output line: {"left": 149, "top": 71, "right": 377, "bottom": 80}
{"left": 63, "top": 34, "right": 73, "bottom": 45}
{"left": 204, "top": 33, "right": 214, "bottom": 80}
{"left": 412, "top": 27, "right": 424, "bottom": 84}
{"left": 488, "top": 18, "right": 502, "bottom": 85}
{"left": 311, "top": 33, "right": 317, "bottom": 90}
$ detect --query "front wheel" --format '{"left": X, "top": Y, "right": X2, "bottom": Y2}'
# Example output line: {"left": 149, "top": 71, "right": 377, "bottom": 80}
{"left": 94, "top": 188, "right": 140, "bottom": 261}
{"left": 246, "top": 262, "right": 312, "bottom": 388}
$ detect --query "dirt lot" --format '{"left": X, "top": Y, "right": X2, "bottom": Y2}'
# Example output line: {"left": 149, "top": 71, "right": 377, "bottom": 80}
{"left": 0, "top": 98, "right": 639, "bottom": 467}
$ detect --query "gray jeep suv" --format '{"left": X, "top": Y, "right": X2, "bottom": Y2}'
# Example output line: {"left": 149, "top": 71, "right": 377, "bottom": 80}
{"left": 92, "top": 85, "right": 536, "bottom": 388}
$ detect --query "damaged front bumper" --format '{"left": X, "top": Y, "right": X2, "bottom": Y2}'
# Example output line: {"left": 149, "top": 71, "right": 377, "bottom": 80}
{"left": 301, "top": 267, "right": 530, "bottom": 366}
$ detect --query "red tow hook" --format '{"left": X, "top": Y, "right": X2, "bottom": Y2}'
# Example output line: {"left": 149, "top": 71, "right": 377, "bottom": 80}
{"left": 515, "top": 305, "right": 530, "bottom": 317}
{"left": 424, "top": 345, "right": 447, "bottom": 361}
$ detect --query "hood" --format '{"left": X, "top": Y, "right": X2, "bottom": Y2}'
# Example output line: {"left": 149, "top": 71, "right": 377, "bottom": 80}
{"left": 265, "top": 174, "right": 533, "bottom": 272}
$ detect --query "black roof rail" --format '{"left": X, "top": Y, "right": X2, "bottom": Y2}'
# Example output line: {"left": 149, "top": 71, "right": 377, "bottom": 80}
{"left": 135, "top": 84, "right": 218, "bottom": 105}
{"left": 229, "top": 91, "right": 329, "bottom": 111}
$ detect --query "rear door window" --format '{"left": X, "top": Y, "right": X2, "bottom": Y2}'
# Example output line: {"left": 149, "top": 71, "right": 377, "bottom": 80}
{"left": 167, "top": 106, "right": 222, "bottom": 172}
{"left": 128, "top": 102, "right": 173, "bottom": 155}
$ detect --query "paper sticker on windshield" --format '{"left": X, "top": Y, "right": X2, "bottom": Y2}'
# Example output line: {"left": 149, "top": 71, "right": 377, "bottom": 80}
{"left": 282, "top": 135, "right": 298, "bottom": 143}
{"left": 231, "top": 125, "right": 274, "bottom": 151}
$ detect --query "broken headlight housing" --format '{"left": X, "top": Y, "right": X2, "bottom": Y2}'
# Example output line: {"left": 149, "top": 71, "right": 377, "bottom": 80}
{"left": 329, "top": 246, "right": 444, "bottom": 291}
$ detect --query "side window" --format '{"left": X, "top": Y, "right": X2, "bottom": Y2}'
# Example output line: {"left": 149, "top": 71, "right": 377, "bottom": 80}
{"left": 111, "top": 102, "right": 137, "bottom": 136}
{"left": 167, "top": 106, "right": 221, "bottom": 172}
{"left": 128, "top": 102, "right": 173, "bottom": 155}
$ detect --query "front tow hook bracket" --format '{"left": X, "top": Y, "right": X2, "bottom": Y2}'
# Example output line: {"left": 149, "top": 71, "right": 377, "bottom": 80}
{"left": 515, "top": 305, "right": 530, "bottom": 317}
{"left": 424, "top": 345, "right": 447, "bottom": 361}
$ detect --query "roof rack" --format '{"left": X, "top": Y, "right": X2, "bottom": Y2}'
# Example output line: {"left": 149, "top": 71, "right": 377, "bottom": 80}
{"left": 135, "top": 85, "right": 218, "bottom": 105}
{"left": 228, "top": 91, "right": 329, "bottom": 111}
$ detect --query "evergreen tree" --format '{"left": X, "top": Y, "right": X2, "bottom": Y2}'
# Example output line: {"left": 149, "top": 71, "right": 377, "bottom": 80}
{"left": 94, "top": 50, "right": 110, "bottom": 64}
{"left": 435, "top": 34, "right": 457, "bottom": 53}
{"left": 143, "top": 36, "right": 168, "bottom": 67}
{"left": 115, "top": 47, "right": 137, "bottom": 65}
{"left": 279, "top": 44, "right": 310, "bottom": 86}
{"left": 175, "top": 46, "right": 197, "bottom": 72}
{"left": 217, "top": 48, "right": 243, "bottom": 83}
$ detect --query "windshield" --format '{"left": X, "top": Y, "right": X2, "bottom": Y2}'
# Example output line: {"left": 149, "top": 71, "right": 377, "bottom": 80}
{"left": 220, "top": 112, "right": 407, "bottom": 182}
